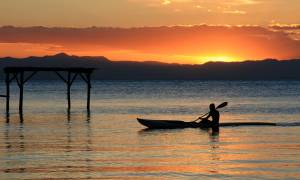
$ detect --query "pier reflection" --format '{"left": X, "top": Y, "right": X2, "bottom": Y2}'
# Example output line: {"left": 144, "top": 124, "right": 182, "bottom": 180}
{"left": 64, "top": 110, "right": 93, "bottom": 176}
{"left": 1, "top": 111, "right": 94, "bottom": 178}
{"left": 3, "top": 121, "right": 27, "bottom": 174}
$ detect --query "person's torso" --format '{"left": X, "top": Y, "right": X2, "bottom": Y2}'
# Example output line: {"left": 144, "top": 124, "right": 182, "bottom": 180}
{"left": 211, "top": 110, "right": 220, "bottom": 124}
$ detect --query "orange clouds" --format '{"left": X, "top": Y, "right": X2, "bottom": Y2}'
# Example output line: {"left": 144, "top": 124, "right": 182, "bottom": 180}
{"left": 1, "top": 0, "right": 300, "bottom": 28}
{"left": 1, "top": 25, "right": 300, "bottom": 64}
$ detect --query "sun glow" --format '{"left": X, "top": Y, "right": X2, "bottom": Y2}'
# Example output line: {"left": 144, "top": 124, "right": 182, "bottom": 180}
{"left": 198, "top": 55, "right": 239, "bottom": 63}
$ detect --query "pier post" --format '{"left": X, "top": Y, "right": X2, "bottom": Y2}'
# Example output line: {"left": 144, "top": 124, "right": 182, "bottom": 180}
{"left": 19, "top": 71, "right": 24, "bottom": 112}
{"left": 3, "top": 67, "right": 94, "bottom": 118}
{"left": 67, "top": 71, "right": 71, "bottom": 110}
{"left": 5, "top": 73, "right": 10, "bottom": 114}
{"left": 87, "top": 72, "right": 91, "bottom": 111}
{"left": 19, "top": 112, "right": 24, "bottom": 123}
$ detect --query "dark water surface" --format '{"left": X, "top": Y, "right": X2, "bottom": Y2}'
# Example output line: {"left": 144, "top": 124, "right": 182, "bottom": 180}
{"left": 0, "top": 81, "right": 300, "bottom": 179}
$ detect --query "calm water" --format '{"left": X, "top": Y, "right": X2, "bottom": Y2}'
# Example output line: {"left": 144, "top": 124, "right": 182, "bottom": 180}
{"left": 0, "top": 80, "right": 300, "bottom": 179}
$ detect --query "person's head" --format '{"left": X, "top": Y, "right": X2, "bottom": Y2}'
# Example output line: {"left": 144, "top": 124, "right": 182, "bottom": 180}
{"left": 209, "top": 103, "right": 215, "bottom": 110}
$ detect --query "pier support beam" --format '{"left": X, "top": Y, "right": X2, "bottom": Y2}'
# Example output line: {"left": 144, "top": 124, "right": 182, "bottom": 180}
{"left": 87, "top": 72, "right": 91, "bottom": 111}
{"left": 3, "top": 67, "right": 94, "bottom": 121}
{"left": 5, "top": 73, "right": 10, "bottom": 114}
{"left": 67, "top": 72, "right": 71, "bottom": 110}
{"left": 79, "top": 72, "right": 92, "bottom": 111}
{"left": 19, "top": 71, "right": 24, "bottom": 113}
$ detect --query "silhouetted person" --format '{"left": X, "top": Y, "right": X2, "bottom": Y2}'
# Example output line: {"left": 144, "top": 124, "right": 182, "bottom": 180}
{"left": 199, "top": 103, "right": 220, "bottom": 131}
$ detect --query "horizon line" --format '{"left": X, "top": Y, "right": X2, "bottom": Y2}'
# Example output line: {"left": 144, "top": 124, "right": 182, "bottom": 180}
{"left": 0, "top": 52, "right": 292, "bottom": 65}
{"left": 0, "top": 24, "right": 278, "bottom": 29}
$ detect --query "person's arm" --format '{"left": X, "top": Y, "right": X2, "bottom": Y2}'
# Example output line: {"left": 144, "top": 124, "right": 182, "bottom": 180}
{"left": 199, "top": 112, "right": 211, "bottom": 120}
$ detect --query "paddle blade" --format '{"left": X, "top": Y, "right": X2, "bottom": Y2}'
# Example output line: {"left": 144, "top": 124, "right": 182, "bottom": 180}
{"left": 216, "top": 102, "right": 228, "bottom": 109}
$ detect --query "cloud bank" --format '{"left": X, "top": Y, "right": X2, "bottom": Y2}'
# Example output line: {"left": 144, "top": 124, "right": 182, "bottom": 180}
{"left": 1, "top": 25, "right": 300, "bottom": 63}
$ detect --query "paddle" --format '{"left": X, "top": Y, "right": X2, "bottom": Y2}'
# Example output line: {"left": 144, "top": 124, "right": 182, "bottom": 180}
{"left": 191, "top": 102, "right": 228, "bottom": 122}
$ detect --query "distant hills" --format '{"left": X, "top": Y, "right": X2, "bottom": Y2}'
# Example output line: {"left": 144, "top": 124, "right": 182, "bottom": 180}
{"left": 1, "top": 53, "right": 300, "bottom": 80}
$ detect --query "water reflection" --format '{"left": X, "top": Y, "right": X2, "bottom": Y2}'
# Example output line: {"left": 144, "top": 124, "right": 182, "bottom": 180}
{"left": 1, "top": 80, "right": 300, "bottom": 178}
{"left": 19, "top": 112, "right": 24, "bottom": 123}
{"left": 84, "top": 113, "right": 93, "bottom": 178}
{"left": 3, "top": 121, "right": 27, "bottom": 174}
{"left": 4, "top": 108, "right": 91, "bottom": 124}
{"left": 65, "top": 111, "right": 93, "bottom": 176}
{"left": 5, "top": 113, "right": 9, "bottom": 123}
{"left": 4, "top": 112, "right": 24, "bottom": 123}
{"left": 65, "top": 115, "right": 72, "bottom": 153}
{"left": 4, "top": 122, "right": 25, "bottom": 152}
{"left": 1, "top": 111, "right": 94, "bottom": 177}
{"left": 208, "top": 129, "right": 220, "bottom": 163}
{"left": 4, "top": 123, "right": 11, "bottom": 151}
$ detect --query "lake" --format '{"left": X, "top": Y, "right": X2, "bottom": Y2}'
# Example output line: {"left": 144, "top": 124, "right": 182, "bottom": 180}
{"left": 0, "top": 80, "right": 300, "bottom": 179}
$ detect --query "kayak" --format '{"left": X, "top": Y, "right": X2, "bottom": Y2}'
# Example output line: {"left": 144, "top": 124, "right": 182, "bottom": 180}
{"left": 137, "top": 118, "right": 277, "bottom": 129}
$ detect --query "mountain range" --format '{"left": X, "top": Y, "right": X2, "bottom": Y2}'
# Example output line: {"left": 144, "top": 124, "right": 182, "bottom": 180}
{"left": 1, "top": 53, "right": 300, "bottom": 80}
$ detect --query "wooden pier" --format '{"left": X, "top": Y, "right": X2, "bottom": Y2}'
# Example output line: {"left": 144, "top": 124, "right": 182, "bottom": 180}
{"left": 3, "top": 67, "right": 94, "bottom": 115}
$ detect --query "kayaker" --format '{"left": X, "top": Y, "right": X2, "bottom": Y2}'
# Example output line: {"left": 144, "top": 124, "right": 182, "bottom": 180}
{"left": 199, "top": 103, "right": 220, "bottom": 128}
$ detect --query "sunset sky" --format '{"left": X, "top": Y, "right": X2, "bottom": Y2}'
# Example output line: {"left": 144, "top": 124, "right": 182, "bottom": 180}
{"left": 1, "top": 0, "right": 300, "bottom": 64}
